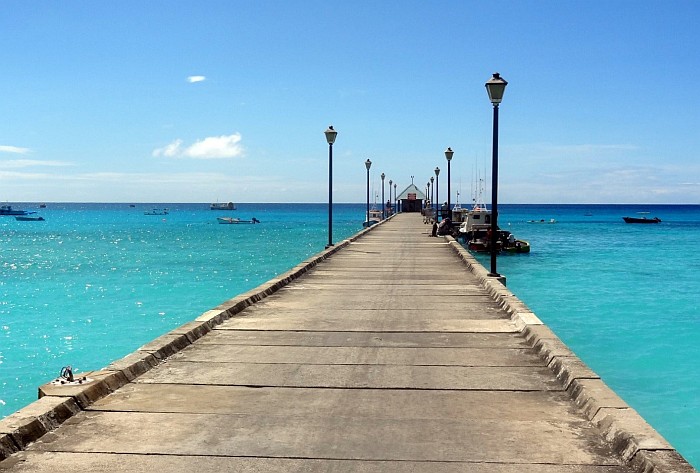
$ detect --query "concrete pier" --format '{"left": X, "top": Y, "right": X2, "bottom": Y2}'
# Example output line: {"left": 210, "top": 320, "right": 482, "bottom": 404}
{"left": 0, "top": 212, "right": 695, "bottom": 472}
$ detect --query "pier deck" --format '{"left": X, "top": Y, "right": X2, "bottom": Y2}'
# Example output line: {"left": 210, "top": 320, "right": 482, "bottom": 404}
{"left": 0, "top": 213, "right": 694, "bottom": 472}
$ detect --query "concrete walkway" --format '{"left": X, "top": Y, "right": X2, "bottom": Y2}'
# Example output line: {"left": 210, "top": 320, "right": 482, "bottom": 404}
{"left": 0, "top": 213, "right": 694, "bottom": 472}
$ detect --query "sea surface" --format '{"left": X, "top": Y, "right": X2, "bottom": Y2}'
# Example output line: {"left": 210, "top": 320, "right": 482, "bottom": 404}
{"left": 1, "top": 203, "right": 699, "bottom": 468}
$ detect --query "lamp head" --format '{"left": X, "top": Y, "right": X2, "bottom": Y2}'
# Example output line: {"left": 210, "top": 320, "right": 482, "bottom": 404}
{"left": 435, "top": 166, "right": 440, "bottom": 177}
{"left": 365, "top": 159, "right": 372, "bottom": 170}
{"left": 485, "top": 73, "right": 508, "bottom": 104}
{"left": 324, "top": 126, "right": 338, "bottom": 144}
{"left": 445, "top": 147, "right": 454, "bottom": 161}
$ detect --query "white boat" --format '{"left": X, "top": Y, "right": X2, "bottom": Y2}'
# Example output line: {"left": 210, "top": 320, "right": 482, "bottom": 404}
{"left": 457, "top": 203, "right": 492, "bottom": 240}
{"left": 210, "top": 202, "right": 236, "bottom": 210}
{"left": 527, "top": 218, "right": 557, "bottom": 224}
{"left": 456, "top": 182, "right": 530, "bottom": 254}
{"left": 144, "top": 208, "right": 169, "bottom": 215}
{"left": 217, "top": 217, "right": 260, "bottom": 224}
{"left": 363, "top": 209, "right": 382, "bottom": 228}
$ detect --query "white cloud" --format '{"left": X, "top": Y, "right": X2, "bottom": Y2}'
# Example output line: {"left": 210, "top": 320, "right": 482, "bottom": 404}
{"left": 3, "top": 159, "right": 73, "bottom": 169}
{"left": 0, "top": 145, "right": 30, "bottom": 154}
{"left": 187, "top": 75, "right": 206, "bottom": 83}
{"left": 153, "top": 133, "right": 244, "bottom": 159}
{"left": 152, "top": 139, "right": 183, "bottom": 157}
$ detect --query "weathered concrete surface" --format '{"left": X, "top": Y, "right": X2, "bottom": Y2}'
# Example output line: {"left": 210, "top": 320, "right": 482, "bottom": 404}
{"left": 0, "top": 213, "right": 695, "bottom": 472}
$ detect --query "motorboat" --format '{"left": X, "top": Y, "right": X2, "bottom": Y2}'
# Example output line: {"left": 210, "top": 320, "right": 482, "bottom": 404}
{"left": 217, "top": 217, "right": 260, "bottom": 224}
{"left": 468, "top": 230, "right": 531, "bottom": 254}
{"left": 15, "top": 215, "right": 45, "bottom": 221}
{"left": 363, "top": 208, "right": 382, "bottom": 228}
{"left": 0, "top": 205, "right": 35, "bottom": 216}
{"left": 210, "top": 202, "right": 236, "bottom": 210}
{"left": 623, "top": 215, "right": 661, "bottom": 224}
{"left": 527, "top": 218, "right": 556, "bottom": 224}
{"left": 457, "top": 203, "right": 492, "bottom": 240}
{"left": 144, "top": 208, "right": 169, "bottom": 215}
{"left": 456, "top": 190, "right": 530, "bottom": 254}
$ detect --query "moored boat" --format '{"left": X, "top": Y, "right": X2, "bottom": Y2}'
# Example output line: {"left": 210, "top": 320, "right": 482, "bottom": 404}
{"left": 15, "top": 215, "right": 45, "bottom": 221}
{"left": 623, "top": 216, "right": 661, "bottom": 224}
{"left": 527, "top": 218, "right": 556, "bottom": 224}
{"left": 210, "top": 202, "right": 236, "bottom": 210}
{"left": 217, "top": 217, "right": 260, "bottom": 224}
{"left": 0, "top": 205, "right": 35, "bottom": 216}
{"left": 144, "top": 208, "right": 169, "bottom": 215}
{"left": 363, "top": 208, "right": 382, "bottom": 228}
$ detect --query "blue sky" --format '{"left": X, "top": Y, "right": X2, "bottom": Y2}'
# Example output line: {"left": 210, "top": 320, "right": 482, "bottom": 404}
{"left": 1, "top": 1, "right": 699, "bottom": 204}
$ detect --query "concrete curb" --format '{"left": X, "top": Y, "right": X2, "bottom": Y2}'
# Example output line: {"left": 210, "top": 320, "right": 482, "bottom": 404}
{"left": 445, "top": 235, "right": 696, "bottom": 473}
{"left": 0, "top": 215, "right": 391, "bottom": 461}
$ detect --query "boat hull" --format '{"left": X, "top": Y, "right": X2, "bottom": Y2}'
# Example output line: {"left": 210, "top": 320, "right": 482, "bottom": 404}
{"left": 217, "top": 217, "right": 259, "bottom": 224}
{"left": 623, "top": 216, "right": 660, "bottom": 224}
{"left": 211, "top": 202, "right": 236, "bottom": 210}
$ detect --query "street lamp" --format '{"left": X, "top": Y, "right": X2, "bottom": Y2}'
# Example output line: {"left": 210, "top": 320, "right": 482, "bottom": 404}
{"left": 430, "top": 176, "right": 435, "bottom": 207}
{"left": 324, "top": 126, "right": 337, "bottom": 248}
{"left": 394, "top": 183, "right": 397, "bottom": 213}
{"left": 434, "top": 167, "right": 440, "bottom": 221}
{"left": 485, "top": 72, "right": 508, "bottom": 277}
{"left": 365, "top": 159, "right": 372, "bottom": 226}
{"left": 445, "top": 147, "right": 453, "bottom": 220}
{"left": 381, "top": 173, "right": 386, "bottom": 219}
{"left": 388, "top": 179, "right": 393, "bottom": 215}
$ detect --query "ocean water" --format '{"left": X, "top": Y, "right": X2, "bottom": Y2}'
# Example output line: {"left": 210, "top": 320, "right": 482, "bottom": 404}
{"left": 1, "top": 203, "right": 699, "bottom": 469}
{"left": 0, "top": 203, "right": 365, "bottom": 419}
{"left": 477, "top": 204, "right": 700, "bottom": 468}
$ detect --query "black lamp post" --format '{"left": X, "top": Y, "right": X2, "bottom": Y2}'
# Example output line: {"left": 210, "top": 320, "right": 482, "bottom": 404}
{"left": 365, "top": 159, "right": 372, "bottom": 225}
{"left": 430, "top": 176, "right": 435, "bottom": 207}
{"left": 434, "top": 167, "right": 440, "bottom": 221}
{"left": 394, "top": 183, "right": 397, "bottom": 213}
{"left": 381, "top": 173, "right": 385, "bottom": 219}
{"left": 388, "top": 179, "right": 392, "bottom": 215}
{"left": 324, "top": 126, "right": 337, "bottom": 248}
{"left": 445, "top": 147, "right": 453, "bottom": 220}
{"left": 485, "top": 72, "right": 508, "bottom": 277}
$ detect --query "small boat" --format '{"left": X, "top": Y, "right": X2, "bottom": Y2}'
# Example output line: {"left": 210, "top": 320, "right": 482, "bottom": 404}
{"left": 623, "top": 215, "right": 661, "bottom": 224}
{"left": 217, "top": 217, "right": 260, "bottom": 224}
{"left": 210, "top": 202, "right": 236, "bottom": 210}
{"left": 363, "top": 208, "right": 382, "bottom": 228}
{"left": 15, "top": 215, "right": 45, "bottom": 221}
{"left": 0, "top": 205, "right": 35, "bottom": 216}
{"left": 39, "top": 203, "right": 47, "bottom": 208}
{"left": 527, "top": 218, "right": 556, "bottom": 224}
{"left": 467, "top": 230, "right": 531, "bottom": 254}
{"left": 144, "top": 208, "right": 169, "bottom": 215}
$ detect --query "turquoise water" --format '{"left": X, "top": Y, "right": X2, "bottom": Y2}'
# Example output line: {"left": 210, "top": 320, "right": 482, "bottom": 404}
{"left": 478, "top": 204, "right": 700, "bottom": 468}
{"left": 2, "top": 203, "right": 700, "bottom": 468}
{"left": 0, "top": 203, "right": 364, "bottom": 418}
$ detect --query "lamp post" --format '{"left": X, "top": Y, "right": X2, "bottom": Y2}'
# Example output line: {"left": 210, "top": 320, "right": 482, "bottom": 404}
{"left": 430, "top": 176, "right": 435, "bottom": 206}
{"left": 381, "top": 173, "right": 386, "bottom": 219}
{"left": 485, "top": 72, "right": 508, "bottom": 277}
{"left": 388, "top": 179, "right": 392, "bottom": 215}
{"left": 434, "top": 167, "right": 440, "bottom": 221}
{"left": 445, "top": 147, "right": 453, "bottom": 220}
{"left": 365, "top": 159, "right": 372, "bottom": 225}
{"left": 394, "top": 183, "right": 397, "bottom": 213}
{"left": 324, "top": 126, "right": 337, "bottom": 248}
